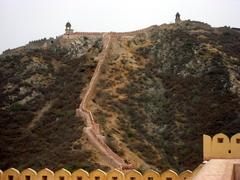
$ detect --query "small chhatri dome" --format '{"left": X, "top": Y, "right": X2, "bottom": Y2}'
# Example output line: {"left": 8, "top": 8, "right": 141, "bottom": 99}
{"left": 175, "top": 12, "right": 181, "bottom": 23}
{"left": 65, "top": 22, "right": 74, "bottom": 35}
{"left": 65, "top": 22, "right": 71, "bottom": 28}
{"left": 176, "top": 12, "right": 180, "bottom": 18}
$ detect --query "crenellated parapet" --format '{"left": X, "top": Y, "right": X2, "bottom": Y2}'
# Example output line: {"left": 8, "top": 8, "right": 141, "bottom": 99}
{"left": 26, "top": 38, "right": 55, "bottom": 50}
{"left": 29, "top": 38, "right": 47, "bottom": 45}
{"left": 21, "top": 168, "right": 37, "bottom": 180}
{"left": 61, "top": 26, "right": 155, "bottom": 40}
{"left": 203, "top": 133, "right": 240, "bottom": 160}
{"left": 0, "top": 168, "right": 195, "bottom": 180}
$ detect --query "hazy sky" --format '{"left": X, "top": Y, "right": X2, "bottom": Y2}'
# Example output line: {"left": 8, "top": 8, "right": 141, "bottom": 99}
{"left": 0, "top": 0, "right": 240, "bottom": 53}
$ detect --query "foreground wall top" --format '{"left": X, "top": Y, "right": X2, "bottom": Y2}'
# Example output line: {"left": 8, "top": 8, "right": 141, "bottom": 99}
{"left": 203, "top": 133, "right": 240, "bottom": 160}
{"left": 0, "top": 168, "right": 195, "bottom": 180}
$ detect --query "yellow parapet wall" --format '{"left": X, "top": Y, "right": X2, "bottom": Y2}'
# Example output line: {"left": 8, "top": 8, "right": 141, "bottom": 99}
{"left": 20, "top": 168, "right": 37, "bottom": 180}
{"left": 37, "top": 168, "right": 54, "bottom": 180}
{"left": 72, "top": 169, "right": 89, "bottom": 180}
{"left": 203, "top": 133, "right": 240, "bottom": 160}
{"left": 2, "top": 168, "right": 20, "bottom": 180}
{"left": 0, "top": 170, "right": 2, "bottom": 180}
{"left": 4, "top": 133, "right": 240, "bottom": 180}
{"left": 1, "top": 168, "right": 193, "bottom": 180}
{"left": 107, "top": 169, "right": 124, "bottom": 180}
{"left": 143, "top": 170, "right": 160, "bottom": 180}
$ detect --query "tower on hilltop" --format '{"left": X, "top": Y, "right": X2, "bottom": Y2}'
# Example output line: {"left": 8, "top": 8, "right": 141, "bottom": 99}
{"left": 65, "top": 22, "right": 74, "bottom": 35}
{"left": 175, "top": 12, "right": 181, "bottom": 23}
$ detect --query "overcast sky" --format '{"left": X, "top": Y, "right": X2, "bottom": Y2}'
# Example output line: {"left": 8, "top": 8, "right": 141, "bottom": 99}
{"left": 0, "top": 0, "right": 240, "bottom": 53}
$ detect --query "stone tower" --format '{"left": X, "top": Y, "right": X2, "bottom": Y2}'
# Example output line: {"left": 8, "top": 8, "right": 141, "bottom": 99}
{"left": 175, "top": 12, "right": 181, "bottom": 23}
{"left": 65, "top": 22, "right": 74, "bottom": 35}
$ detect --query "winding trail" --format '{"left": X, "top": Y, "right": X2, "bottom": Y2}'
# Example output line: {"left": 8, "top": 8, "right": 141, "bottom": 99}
{"left": 76, "top": 33, "right": 131, "bottom": 169}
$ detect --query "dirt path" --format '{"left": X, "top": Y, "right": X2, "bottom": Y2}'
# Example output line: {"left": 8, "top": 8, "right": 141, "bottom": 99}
{"left": 76, "top": 33, "right": 131, "bottom": 169}
{"left": 28, "top": 100, "right": 54, "bottom": 129}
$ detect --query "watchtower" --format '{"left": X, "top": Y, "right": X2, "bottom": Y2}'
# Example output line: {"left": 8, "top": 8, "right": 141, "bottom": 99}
{"left": 175, "top": 12, "right": 181, "bottom": 23}
{"left": 65, "top": 22, "right": 74, "bottom": 35}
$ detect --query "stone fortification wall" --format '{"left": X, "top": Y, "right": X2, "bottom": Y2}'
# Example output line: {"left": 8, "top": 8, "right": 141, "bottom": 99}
{"left": 26, "top": 38, "right": 55, "bottom": 50}
{"left": 61, "top": 26, "right": 155, "bottom": 39}
{"left": 0, "top": 168, "right": 194, "bottom": 180}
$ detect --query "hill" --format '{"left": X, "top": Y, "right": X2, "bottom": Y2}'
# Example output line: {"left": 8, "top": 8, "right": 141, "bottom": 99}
{"left": 0, "top": 20, "right": 240, "bottom": 172}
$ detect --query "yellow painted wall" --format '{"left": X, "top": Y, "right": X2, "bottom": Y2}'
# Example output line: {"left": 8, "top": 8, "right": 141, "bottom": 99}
{"left": 143, "top": 170, "right": 160, "bottom": 180}
{"left": 106, "top": 169, "right": 124, "bottom": 180}
{"left": 125, "top": 170, "right": 142, "bottom": 180}
{"left": 203, "top": 135, "right": 211, "bottom": 161}
{"left": 37, "top": 169, "right": 54, "bottom": 180}
{"left": 212, "top": 133, "right": 230, "bottom": 158}
{"left": 3, "top": 168, "right": 20, "bottom": 180}
{"left": 0, "top": 169, "right": 191, "bottom": 180}
{"left": 161, "top": 170, "right": 179, "bottom": 180}
{"left": 203, "top": 133, "right": 240, "bottom": 160}
{"left": 230, "top": 133, "right": 240, "bottom": 158}
{"left": 54, "top": 169, "right": 71, "bottom": 180}
{"left": 2, "top": 133, "right": 240, "bottom": 180}
{"left": 72, "top": 169, "right": 89, "bottom": 180}
{"left": 89, "top": 169, "right": 106, "bottom": 180}
{"left": 21, "top": 168, "right": 37, "bottom": 180}
{"left": 0, "top": 170, "right": 3, "bottom": 180}
{"left": 179, "top": 170, "right": 192, "bottom": 180}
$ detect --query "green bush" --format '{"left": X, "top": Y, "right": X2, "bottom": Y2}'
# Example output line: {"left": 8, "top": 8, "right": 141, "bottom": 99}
{"left": 10, "top": 102, "right": 23, "bottom": 111}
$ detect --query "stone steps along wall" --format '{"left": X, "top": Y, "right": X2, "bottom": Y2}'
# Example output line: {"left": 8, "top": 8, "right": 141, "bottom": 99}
{"left": 76, "top": 33, "right": 129, "bottom": 169}
{"left": 83, "top": 127, "right": 122, "bottom": 168}
{"left": 0, "top": 168, "right": 194, "bottom": 180}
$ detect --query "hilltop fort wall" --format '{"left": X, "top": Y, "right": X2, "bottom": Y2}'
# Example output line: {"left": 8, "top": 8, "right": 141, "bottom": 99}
{"left": 2, "top": 46, "right": 25, "bottom": 56}
{"left": 2, "top": 25, "right": 155, "bottom": 56}
{"left": 2, "top": 38, "right": 56, "bottom": 57}
{"left": 26, "top": 38, "right": 55, "bottom": 50}
{"left": 61, "top": 25, "right": 156, "bottom": 40}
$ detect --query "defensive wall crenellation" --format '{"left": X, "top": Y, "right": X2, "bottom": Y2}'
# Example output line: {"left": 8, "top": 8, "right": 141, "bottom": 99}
{"left": 2, "top": 25, "right": 154, "bottom": 56}
{"left": 61, "top": 25, "right": 156, "bottom": 39}
{"left": 0, "top": 168, "right": 195, "bottom": 180}
{"left": 2, "top": 37, "right": 56, "bottom": 56}
{"left": 2, "top": 133, "right": 239, "bottom": 180}
{"left": 26, "top": 37, "right": 55, "bottom": 50}
{"left": 203, "top": 133, "right": 240, "bottom": 161}
{"left": 2, "top": 46, "right": 25, "bottom": 56}
{"left": 28, "top": 38, "right": 48, "bottom": 44}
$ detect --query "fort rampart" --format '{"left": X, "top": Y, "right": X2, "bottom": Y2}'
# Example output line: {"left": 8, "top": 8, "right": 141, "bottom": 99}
{"left": 61, "top": 25, "right": 155, "bottom": 39}
{"left": 2, "top": 134, "right": 238, "bottom": 180}
{"left": 0, "top": 168, "right": 194, "bottom": 180}
{"left": 203, "top": 133, "right": 240, "bottom": 160}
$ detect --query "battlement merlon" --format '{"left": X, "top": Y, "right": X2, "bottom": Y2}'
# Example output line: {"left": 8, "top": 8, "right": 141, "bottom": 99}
{"left": 65, "top": 21, "right": 74, "bottom": 35}
{"left": 203, "top": 133, "right": 240, "bottom": 161}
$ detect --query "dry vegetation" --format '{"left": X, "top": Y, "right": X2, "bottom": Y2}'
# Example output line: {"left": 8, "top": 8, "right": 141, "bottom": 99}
{"left": 92, "top": 21, "right": 240, "bottom": 172}
{"left": 0, "top": 38, "right": 109, "bottom": 171}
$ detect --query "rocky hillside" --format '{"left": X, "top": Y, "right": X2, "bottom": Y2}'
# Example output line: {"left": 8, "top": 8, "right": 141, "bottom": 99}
{"left": 0, "top": 36, "right": 109, "bottom": 171}
{"left": 0, "top": 20, "right": 240, "bottom": 173}
{"left": 91, "top": 21, "right": 240, "bottom": 172}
